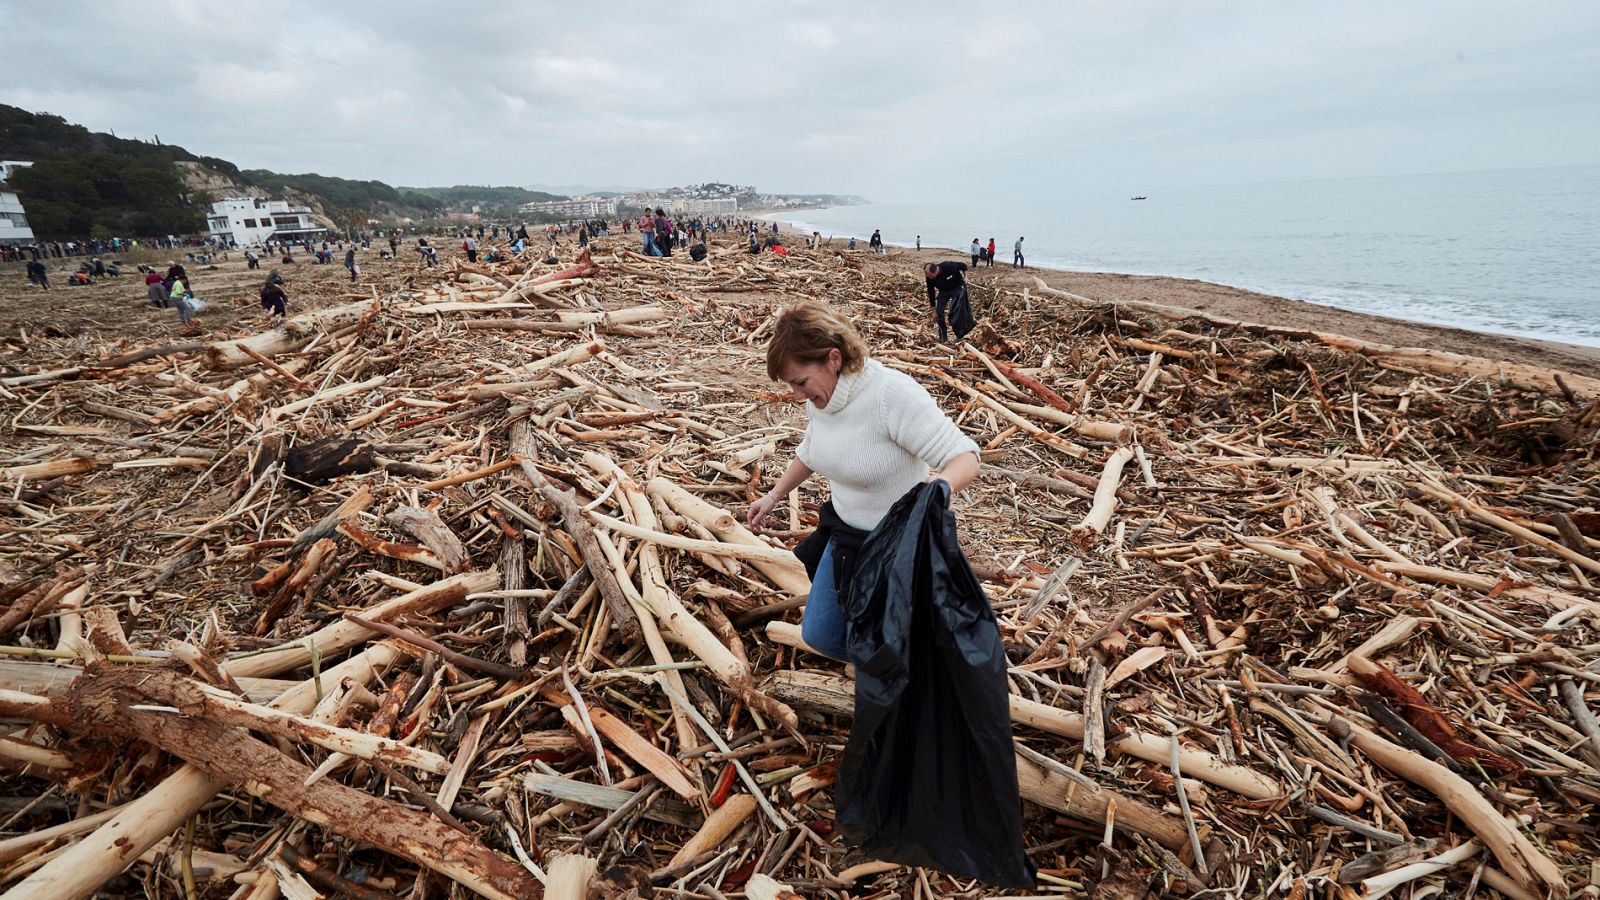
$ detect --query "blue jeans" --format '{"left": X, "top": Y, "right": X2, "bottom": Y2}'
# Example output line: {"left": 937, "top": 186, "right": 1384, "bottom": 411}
{"left": 643, "top": 235, "right": 660, "bottom": 256}
{"left": 801, "top": 540, "right": 849, "bottom": 662}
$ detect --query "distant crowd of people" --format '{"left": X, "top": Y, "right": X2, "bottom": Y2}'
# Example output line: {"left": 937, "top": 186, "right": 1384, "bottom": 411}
{"left": 7, "top": 214, "right": 1031, "bottom": 349}
{"left": 800, "top": 228, "right": 1027, "bottom": 271}
{"left": 1, "top": 234, "right": 210, "bottom": 263}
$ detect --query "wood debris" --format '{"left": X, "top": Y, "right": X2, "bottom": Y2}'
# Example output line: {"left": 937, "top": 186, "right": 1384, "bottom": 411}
{"left": 1, "top": 234, "right": 1597, "bottom": 898}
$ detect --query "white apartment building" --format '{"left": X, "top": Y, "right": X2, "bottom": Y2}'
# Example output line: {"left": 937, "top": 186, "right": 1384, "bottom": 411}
{"left": 0, "top": 161, "right": 36, "bottom": 244}
{"left": 206, "top": 196, "right": 327, "bottom": 247}
{"left": 0, "top": 190, "right": 34, "bottom": 244}
{"left": 517, "top": 197, "right": 618, "bottom": 218}
{"left": 666, "top": 197, "right": 738, "bottom": 215}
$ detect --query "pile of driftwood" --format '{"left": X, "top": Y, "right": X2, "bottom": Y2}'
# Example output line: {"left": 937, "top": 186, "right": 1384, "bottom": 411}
{"left": 1, "top": 233, "right": 1598, "bottom": 899}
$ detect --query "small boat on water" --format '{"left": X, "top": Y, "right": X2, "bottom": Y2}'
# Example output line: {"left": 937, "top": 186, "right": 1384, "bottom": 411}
{"left": 1131, "top": 195, "right": 1147, "bottom": 201}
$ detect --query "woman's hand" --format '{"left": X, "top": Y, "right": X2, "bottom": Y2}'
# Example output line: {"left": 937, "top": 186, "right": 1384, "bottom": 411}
{"left": 746, "top": 492, "right": 780, "bottom": 534}
{"left": 750, "top": 459, "right": 815, "bottom": 533}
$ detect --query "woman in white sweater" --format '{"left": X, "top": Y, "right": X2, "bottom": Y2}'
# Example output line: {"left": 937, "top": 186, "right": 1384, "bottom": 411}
{"left": 746, "top": 301, "right": 980, "bottom": 661}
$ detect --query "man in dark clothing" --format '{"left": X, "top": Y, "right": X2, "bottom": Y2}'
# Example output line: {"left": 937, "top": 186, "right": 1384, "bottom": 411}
{"left": 653, "top": 208, "right": 673, "bottom": 257}
{"left": 924, "top": 261, "right": 968, "bottom": 343}
{"left": 26, "top": 259, "right": 48, "bottom": 290}
{"left": 163, "top": 261, "right": 190, "bottom": 299}
{"left": 260, "top": 280, "right": 289, "bottom": 318}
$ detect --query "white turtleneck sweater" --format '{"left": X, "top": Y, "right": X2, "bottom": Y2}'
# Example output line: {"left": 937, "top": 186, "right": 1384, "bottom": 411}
{"left": 796, "top": 359, "right": 980, "bottom": 531}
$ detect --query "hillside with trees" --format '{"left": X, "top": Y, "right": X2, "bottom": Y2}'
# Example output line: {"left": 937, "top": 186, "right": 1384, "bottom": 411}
{"left": 0, "top": 105, "right": 450, "bottom": 239}
{"left": 400, "top": 185, "right": 564, "bottom": 218}
{"left": 243, "top": 170, "right": 443, "bottom": 216}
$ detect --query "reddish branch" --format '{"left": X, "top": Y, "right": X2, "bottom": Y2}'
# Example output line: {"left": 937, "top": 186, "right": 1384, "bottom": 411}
{"left": 1348, "top": 655, "right": 1521, "bottom": 776}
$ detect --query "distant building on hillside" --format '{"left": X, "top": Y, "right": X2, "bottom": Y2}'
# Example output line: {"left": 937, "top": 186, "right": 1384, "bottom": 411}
{"left": 0, "top": 189, "right": 34, "bottom": 244}
{"left": 0, "top": 161, "right": 36, "bottom": 244}
{"left": 517, "top": 197, "right": 617, "bottom": 218}
{"left": 205, "top": 196, "right": 327, "bottom": 247}
{"left": 0, "top": 161, "right": 34, "bottom": 184}
{"left": 666, "top": 197, "right": 738, "bottom": 215}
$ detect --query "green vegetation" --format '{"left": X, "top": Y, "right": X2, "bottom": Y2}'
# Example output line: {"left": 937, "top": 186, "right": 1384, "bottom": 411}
{"left": 0, "top": 104, "right": 449, "bottom": 238}
{"left": 0, "top": 104, "right": 201, "bottom": 165}
{"left": 400, "top": 185, "right": 565, "bottom": 217}
{"left": 240, "top": 169, "right": 394, "bottom": 207}
{"left": 1, "top": 105, "right": 205, "bottom": 236}
{"left": 7, "top": 154, "right": 201, "bottom": 237}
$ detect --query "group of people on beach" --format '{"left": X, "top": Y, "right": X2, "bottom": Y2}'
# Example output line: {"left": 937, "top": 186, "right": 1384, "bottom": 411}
{"left": 971, "top": 237, "right": 1024, "bottom": 268}
{"left": 128, "top": 255, "right": 294, "bottom": 334}
{"left": 19, "top": 214, "right": 1001, "bottom": 357}
{"left": 142, "top": 261, "right": 205, "bottom": 333}
{"left": 806, "top": 228, "right": 1025, "bottom": 273}
{"left": 2, "top": 235, "right": 204, "bottom": 264}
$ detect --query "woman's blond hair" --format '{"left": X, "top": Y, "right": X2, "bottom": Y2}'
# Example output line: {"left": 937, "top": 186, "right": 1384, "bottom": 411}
{"left": 765, "top": 301, "right": 869, "bottom": 381}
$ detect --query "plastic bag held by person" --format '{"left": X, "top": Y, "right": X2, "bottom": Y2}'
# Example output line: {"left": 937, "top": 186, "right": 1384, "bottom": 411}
{"left": 949, "top": 285, "right": 976, "bottom": 340}
{"left": 835, "top": 480, "right": 1036, "bottom": 888}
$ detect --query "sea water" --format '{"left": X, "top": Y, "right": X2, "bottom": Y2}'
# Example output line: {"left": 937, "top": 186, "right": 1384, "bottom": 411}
{"left": 767, "top": 164, "right": 1600, "bottom": 348}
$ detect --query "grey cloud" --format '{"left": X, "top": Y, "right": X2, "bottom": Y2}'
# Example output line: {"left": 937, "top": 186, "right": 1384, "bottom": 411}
{"left": 2, "top": 0, "right": 1595, "bottom": 200}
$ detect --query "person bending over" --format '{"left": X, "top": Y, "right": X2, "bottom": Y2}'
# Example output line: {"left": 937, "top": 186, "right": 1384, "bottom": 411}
{"left": 923, "top": 260, "right": 968, "bottom": 343}
{"left": 746, "top": 302, "right": 980, "bottom": 661}
{"left": 146, "top": 271, "right": 169, "bottom": 308}
{"left": 260, "top": 279, "right": 289, "bottom": 318}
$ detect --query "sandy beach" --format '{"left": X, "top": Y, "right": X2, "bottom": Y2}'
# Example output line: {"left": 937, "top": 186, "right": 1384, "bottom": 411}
{"left": 765, "top": 218, "right": 1600, "bottom": 379}
{"left": 2, "top": 227, "right": 1598, "bottom": 898}
{"left": 7, "top": 223, "right": 1598, "bottom": 382}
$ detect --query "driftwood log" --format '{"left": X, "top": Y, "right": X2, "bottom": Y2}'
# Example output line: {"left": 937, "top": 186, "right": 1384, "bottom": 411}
{"left": 14, "top": 665, "right": 540, "bottom": 900}
{"left": 205, "top": 298, "right": 378, "bottom": 369}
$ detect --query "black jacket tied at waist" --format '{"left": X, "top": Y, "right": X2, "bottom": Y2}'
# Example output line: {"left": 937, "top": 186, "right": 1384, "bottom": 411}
{"left": 793, "top": 500, "right": 870, "bottom": 595}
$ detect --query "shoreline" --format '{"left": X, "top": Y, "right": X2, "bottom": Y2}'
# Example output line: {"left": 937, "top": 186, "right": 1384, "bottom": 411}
{"left": 757, "top": 215, "right": 1600, "bottom": 378}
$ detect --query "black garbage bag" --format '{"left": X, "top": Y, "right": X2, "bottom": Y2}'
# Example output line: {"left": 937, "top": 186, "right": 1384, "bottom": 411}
{"left": 949, "top": 284, "right": 977, "bottom": 340}
{"left": 835, "top": 480, "right": 1036, "bottom": 888}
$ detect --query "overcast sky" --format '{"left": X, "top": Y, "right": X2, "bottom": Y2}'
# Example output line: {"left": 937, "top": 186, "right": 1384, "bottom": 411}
{"left": 5, "top": 1, "right": 1597, "bottom": 203}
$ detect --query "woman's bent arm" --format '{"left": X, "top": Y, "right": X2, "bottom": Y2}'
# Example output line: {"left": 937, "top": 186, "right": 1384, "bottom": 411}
{"left": 768, "top": 457, "right": 815, "bottom": 499}
{"left": 938, "top": 451, "right": 981, "bottom": 496}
